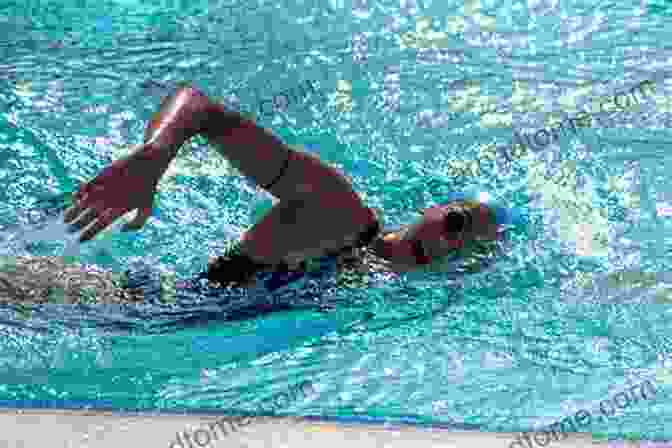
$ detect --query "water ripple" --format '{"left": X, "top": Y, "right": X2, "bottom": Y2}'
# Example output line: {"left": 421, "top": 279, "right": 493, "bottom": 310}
{"left": 0, "top": 0, "right": 671, "bottom": 437}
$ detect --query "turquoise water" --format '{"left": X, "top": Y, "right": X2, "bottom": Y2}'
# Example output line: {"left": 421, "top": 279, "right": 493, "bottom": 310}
{"left": 2, "top": 0, "right": 672, "bottom": 440}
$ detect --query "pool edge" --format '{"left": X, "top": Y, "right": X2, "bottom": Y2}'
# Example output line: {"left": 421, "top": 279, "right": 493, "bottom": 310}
{"left": 0, "top": 408, "right": 608, "bottom": 447}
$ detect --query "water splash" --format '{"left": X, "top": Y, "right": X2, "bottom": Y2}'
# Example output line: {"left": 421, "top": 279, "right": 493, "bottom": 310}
{"left": 0, "top": 209, "right": 140, "bottom": 261}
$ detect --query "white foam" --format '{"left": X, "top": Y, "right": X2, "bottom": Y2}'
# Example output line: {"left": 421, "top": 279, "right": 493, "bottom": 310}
{"left": 3, "top": 209, "right": 140, "bottom": 258}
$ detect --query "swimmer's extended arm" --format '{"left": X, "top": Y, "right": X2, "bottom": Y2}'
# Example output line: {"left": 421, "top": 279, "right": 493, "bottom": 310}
{"left": 66, "top": 85, "right": 374, "bottom": 266}
{"left": 143, "top": 86, "right": 375, "bottom": 265}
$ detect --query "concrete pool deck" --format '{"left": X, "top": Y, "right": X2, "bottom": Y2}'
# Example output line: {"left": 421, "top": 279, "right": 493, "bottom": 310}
{"left": 0, "top": 408, "right": 606, "bottom": 447}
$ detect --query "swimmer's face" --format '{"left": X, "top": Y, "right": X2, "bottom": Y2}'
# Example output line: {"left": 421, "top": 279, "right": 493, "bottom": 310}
{"left": 408, "top": 202, "right": 497, "bottom": 260}
{"left": 373, "top": 201, "right": 499, "bottom": 269}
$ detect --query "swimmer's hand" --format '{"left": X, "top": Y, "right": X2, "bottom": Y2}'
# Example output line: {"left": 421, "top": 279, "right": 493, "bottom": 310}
{"left": 63, "top": 143, "right": 171, "bottom": 242}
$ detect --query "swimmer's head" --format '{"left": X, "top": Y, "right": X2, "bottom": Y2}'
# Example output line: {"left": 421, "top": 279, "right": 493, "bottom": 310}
{"left": 373, "top": 200, "right": 500, "bottom": 270}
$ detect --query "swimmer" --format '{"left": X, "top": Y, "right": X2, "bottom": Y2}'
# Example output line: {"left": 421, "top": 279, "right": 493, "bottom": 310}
{"left": 2, "top": 85, "right": 503, "bottom": 308}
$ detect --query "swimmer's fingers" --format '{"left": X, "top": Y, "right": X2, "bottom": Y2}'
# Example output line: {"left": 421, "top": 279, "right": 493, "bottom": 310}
{"left": 77, "top": 209, "right": 123, "bottom": 243}
{"left": 65, "top": 206, "right": 99, "bottom": 235}
{"left": 63, "top": 204, "right": 83, "bottom": 224}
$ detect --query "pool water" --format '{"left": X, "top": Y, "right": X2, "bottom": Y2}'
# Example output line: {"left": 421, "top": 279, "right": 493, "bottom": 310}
{"left": 1, "top": 0, "right": 672, "bottom": 440}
